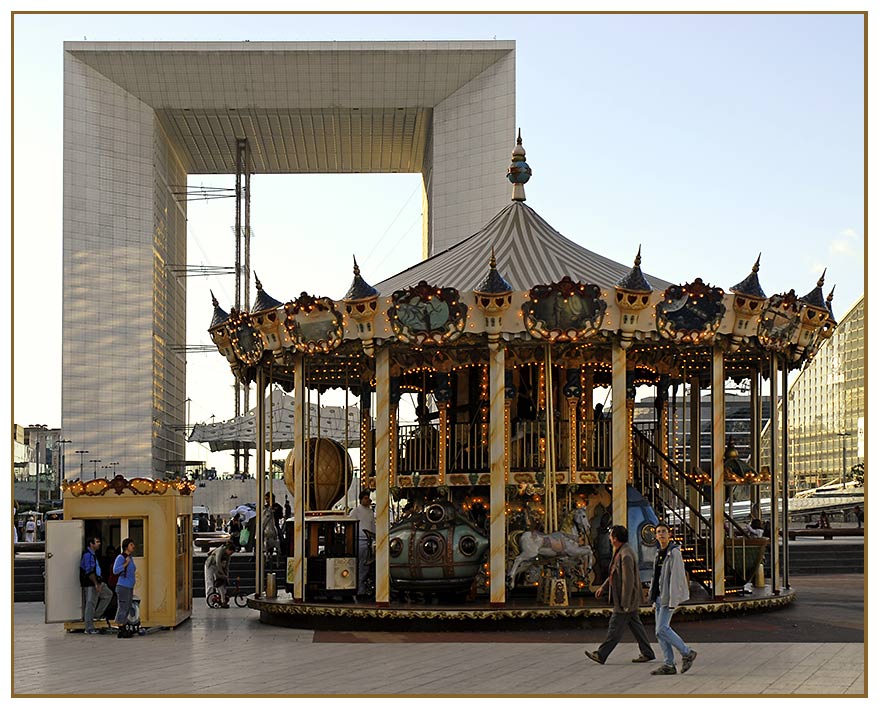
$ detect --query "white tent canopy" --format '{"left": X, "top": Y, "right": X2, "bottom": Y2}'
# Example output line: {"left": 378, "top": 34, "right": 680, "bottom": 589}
{"left": 189, "top": 390, "right": 363, "bottom": 451}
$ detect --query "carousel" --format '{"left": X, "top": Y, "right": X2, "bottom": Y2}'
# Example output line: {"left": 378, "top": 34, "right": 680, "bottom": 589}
{"left": 207, "top": 133, "right": 836, "bottom": 627}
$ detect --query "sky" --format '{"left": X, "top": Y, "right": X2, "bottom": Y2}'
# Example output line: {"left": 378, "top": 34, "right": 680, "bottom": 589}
{"left": 7, "top": 7, "right": 867, "bottom": 477}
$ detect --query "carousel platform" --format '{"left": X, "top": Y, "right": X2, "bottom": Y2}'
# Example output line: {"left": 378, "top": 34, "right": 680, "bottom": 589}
{"left": 247, "top": 584, "right": 795, "bottom": 631}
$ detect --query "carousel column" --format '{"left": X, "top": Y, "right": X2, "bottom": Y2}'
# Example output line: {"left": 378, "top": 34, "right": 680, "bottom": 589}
{"left": 610, "top": 343, "right": 628, "bottom": 525}
{"left": 291, "top": 354, "right": 306, "bottom": 602}
{"left": 750, "top": 368, "right": 762, "bottom": 520}
{"left": 359, "top": 386, "right": 373, "bottom": 495}
{"left": 710, "top": 347, "right": 726, "bottom": 599}
{"left": 688, "top": 376, "right": 702, "bottom": 531}
{"left": 769, "top": 353, "right": 780, "bottom": 594}
{"left": 374, "top": 347, "right": 392, "bottom": 606}
{"left": 781, "top": 361, "right": 791, "bottom": 590}
{"left": 489, "top": 345, "right": 507, "bottom": 606}
{"left": 255, "top": 366, "right": 266, "bottom": 596}
{"left": 657, "top": 375, "right": 670, "bottom": 482}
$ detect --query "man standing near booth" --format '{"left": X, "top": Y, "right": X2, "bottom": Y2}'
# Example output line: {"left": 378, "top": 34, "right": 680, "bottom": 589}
{"left": 350, "top": 491, "right": 375, "bottom": 599}
{"left": 80, "top": 536, "right": 113, "bottom": 634}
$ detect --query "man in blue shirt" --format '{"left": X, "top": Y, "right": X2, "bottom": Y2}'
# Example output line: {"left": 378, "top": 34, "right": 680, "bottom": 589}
{"left": 80, "top": 536, "right": 113, "bottom": 634}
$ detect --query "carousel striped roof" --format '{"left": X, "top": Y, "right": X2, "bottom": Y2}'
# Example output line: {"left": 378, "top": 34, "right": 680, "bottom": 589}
{"left": 374, "top": 201, "right": 671, "bottom": 296}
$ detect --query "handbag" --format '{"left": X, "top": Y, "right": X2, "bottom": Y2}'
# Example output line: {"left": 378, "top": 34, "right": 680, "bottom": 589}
{"left": 239, "top": 527, "right": 250, "bottom": 546}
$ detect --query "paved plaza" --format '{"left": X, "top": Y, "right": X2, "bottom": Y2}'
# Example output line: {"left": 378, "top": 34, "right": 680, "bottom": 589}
{"left": 11, "top": 574, "right": 866, "bottom": 697}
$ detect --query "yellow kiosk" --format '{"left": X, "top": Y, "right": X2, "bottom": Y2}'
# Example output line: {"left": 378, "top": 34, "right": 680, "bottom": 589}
{"left": 48, "top": 475, "right": 194, "bottom": 631}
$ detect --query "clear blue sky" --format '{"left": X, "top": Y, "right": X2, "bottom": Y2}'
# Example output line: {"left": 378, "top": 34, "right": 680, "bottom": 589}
{"left": 10, "top": 11, "right": 865, "bottom": 474}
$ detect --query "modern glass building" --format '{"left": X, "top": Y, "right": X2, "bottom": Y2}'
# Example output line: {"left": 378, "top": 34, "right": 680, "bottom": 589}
{"left": 785, "top": 295, "right": 864, "bottom": 491}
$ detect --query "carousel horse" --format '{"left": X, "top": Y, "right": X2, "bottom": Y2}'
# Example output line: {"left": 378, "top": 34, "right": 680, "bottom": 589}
{"left": 506, "top": 522, "right": 595, "bottom": 588}
{"left": 560, "top": 507, "right": 591, "bottom": 542}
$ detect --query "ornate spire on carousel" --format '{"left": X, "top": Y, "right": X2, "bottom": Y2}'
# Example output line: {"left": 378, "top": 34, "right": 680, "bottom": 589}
{"left": 730, "top": 254, "right": 767, "bottom": 343}
{"left": 474, "top": 247, "right": 513, "bottom": 347}
{"left": 343, "top": 255, "right": 380, "bottom": 355}
{"left": 506, "top": 128, "right": 532, "bottom": 202}
{"left": 795, "top": 268, "right": 831, "bottom": 357}
{"left": 615, "top": 245, "right": 653, "bottom": 348}
{"left": 209, "top": 290, "right": 230, "bottom": 329}
{"left": 252, "top": 272, "right": 283, "bottom": 313}
{"left": 800, "top": 268, "right": 828, "bottom": 309}
{"left": 344, "top": 255, "right": 379, "bottom": 301}
{"left": 825, "top": 285, "right": 837, "bottom": 323}
{"left": 730, "top": 253, "right": 766, "bottom": 299}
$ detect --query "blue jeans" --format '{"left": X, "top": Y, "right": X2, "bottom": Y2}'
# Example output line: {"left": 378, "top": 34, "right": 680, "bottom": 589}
{"left": 83, "top": 583, "right": 112, "bottom": 631}
{"left": 654, "top": 604, "right": 692, "bottom": 666}
{"left": 115, "top": 585, "right": 134, "bottom": 625}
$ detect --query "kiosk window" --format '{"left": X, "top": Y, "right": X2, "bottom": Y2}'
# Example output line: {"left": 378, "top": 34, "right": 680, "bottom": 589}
{"left": 128, "top": 519, "right": 145, "bottom": 551}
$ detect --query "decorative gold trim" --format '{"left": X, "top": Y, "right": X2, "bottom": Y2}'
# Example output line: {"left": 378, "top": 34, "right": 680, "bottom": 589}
{"left": 248, "top": 589, "right": 794, "bottom": 622}
{"left": 62, "top": 475, "right": 195, "bottom": 496}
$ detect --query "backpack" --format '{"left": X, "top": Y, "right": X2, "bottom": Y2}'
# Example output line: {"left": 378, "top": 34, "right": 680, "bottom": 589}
{"left": 79, "top": 551, "right": 100, "bottom": 587}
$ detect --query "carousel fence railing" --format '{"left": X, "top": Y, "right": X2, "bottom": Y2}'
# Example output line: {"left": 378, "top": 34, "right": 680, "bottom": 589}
{"left": 508, "top": 419, "right": 570, "bottom": 472}
{"left": 397, "top": 423, "right": 440, "bottom": 474}
{"left": 575, "top": 417, "right": 612, "bottom": 471}
{"left": 449, "top": 422, "right": 490, "bottom": 473}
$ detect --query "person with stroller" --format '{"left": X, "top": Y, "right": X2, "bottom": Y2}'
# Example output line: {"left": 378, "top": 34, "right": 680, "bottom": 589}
{"left": 112, "top": 538, "right": 138, "bottom": 638}
{"left": 205, "top": 541, "right": 235, "bottom": 608}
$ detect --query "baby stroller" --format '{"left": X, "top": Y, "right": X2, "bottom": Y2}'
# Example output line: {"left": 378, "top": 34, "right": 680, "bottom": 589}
{"left": 118, "top": 598, "right": 144, "bottom": 637}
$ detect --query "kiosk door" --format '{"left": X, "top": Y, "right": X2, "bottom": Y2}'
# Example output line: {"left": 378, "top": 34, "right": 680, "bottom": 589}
{"left": 45, "top": 519, "right": 85, "bottom": 623}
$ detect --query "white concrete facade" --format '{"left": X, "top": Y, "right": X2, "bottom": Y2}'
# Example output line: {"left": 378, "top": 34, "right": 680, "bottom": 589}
{"left": 62, "top": 41, "right": 515, "bottom": 478}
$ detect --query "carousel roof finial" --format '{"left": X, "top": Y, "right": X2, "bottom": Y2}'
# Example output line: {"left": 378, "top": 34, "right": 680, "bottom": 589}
{"left": 825, "top": 284, "right": 837, "bottom": 322}
{"left": 800, "top": 268, "right": 828, "bottom": 309}
{"left": 616, "top": 244, "right": 653, "bottom": 293}
{"left": 730, "top": 254, "right": 766, "bottom": 299}
{"left": 209, "top": 290, "right": 230, "bottom": 329}
{"left": 252, "top": 272, "right": 283, "bottom": 312}
{"left": 507, "top": 128, "right": 531, "bottom": 202}
{"left": 475, "top": 245, "right": 512, "bottom": 294}
{"left": 344, "top": 254, "right": 379, "bottom": 301}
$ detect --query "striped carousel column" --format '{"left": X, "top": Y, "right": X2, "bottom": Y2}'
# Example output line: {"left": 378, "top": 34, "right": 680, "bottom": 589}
{"left": 610, "top": 343, "right": 628, "bottom": 525}
{"left": 489, "top": 345, "right": 507, "bottom": 605}
{"left": 711, "top": 346, "right": 726, "bottom": 598}
{"left": 291, "top": 353, "right": 305, "bottom": 602}
{"left": 374, "top": 346, "right": 391, "bottom": 606}
{"left": 255, "top": 365, "right": 266, "bottom": 596}
{"left": 769, "top": 353, "right": 780, "bottom": 594}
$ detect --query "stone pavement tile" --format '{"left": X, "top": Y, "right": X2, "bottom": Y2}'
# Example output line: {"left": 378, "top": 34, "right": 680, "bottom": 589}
{"left": 13, "top": 602, "right": 866, "bottom": 697}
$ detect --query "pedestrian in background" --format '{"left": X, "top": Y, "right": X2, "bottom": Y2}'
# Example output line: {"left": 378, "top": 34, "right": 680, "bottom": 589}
{"left": 649, "top": 522, "right": 697, "bottom": 675}
{"left": 584, "top": 524, "right": 655, "bottom": 666}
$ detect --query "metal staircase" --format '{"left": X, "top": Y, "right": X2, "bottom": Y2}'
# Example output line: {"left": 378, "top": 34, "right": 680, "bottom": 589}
{"left": 631, "top": 426, "right": 752, "bottom": 596}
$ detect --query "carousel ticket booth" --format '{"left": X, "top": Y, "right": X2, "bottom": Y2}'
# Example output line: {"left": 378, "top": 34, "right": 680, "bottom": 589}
{"left": 46, "top": 475, "right": 194, "bottom": 631}
{"left": 208, "top": 133, "right": 835, "bottom": 623}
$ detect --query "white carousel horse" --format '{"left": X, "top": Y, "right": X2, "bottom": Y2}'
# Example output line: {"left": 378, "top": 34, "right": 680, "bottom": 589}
{"left": 560, "top": 506, "right": 591, "bottom": 541}
{"left": 506, "top": 522, "right": 595, "bottom": 588}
